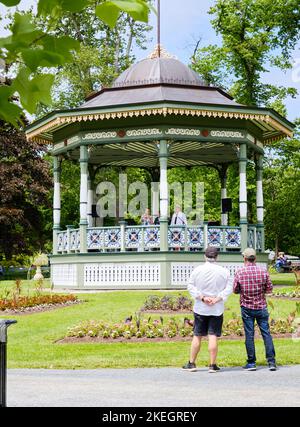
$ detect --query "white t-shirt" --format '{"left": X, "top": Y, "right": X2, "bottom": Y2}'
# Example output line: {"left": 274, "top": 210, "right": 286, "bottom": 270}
{"left": 187, "top": 261, "right": 233, "bottom": 316}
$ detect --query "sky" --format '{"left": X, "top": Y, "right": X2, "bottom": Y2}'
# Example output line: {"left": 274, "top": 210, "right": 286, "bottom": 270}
{"left": 0, "top": 0, "right": 299, "bottom": 122}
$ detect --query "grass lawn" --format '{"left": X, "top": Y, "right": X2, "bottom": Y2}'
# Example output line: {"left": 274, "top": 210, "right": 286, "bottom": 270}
{"left": 1, "top": 281, "right": 299, "bottom": 369}
{"left": 270, "top": 273, "right": 297, "bottom": 286}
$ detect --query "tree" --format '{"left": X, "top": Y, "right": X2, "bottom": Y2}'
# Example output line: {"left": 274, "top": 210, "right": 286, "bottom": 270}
{"left": 191, "top": 0, "right": 300, "bottom": 112}
{"left": 33, "top": 3, "right": 152, "bottom": 110}
{"left": 263, "top": 123, "right": 300, "bottom": 254}
{"left": 0, "top": 0, "right": 152, "bottom": 125}
{"left": 0, "top": 120, "right": 52, "bottom": 259}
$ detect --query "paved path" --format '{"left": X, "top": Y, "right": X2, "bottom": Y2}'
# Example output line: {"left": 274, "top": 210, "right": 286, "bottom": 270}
{"left": 7, "top": 366, "right": 300, "bottom": 407}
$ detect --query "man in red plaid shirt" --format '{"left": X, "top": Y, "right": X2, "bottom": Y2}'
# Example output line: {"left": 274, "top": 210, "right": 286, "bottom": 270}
{"left": 233, "top": 247, "right": 276, "bottom": 371}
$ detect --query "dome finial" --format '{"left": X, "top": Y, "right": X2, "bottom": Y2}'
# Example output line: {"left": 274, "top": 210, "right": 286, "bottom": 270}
{"left": 147, "top": 45, "right": 176, "bottom": 59}
{"left": 157, "top": 0, "right": 161, "bottom": 57}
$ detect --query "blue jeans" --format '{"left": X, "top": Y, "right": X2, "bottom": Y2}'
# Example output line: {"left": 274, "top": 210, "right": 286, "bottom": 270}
{"left": 241, "top": 306, "right": 276, "bottom": 364}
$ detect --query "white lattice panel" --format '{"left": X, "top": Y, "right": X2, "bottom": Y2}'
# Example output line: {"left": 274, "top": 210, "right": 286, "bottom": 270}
{"left": 84, "top": 263, "right": 160, "bottom": 287}
{"left": 52, "top": 264, "right": 77, "bottom": 287}
{"left": 171, "top": 262, "right": 250, "bottom": 286}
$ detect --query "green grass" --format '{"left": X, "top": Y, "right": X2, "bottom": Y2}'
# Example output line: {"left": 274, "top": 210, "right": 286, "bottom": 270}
{"left": 270, "top": 273, "right": 296, "bottom": 286}
{"left": 1, "top": 283, "right": 299, "bottom": 369}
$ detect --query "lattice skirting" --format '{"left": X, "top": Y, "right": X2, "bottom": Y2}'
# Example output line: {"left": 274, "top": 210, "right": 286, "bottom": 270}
{"left": 84, "top": 263, "right": 161, "bottom": 287}
{"left": 52, "top": 264, "right": 77, "bottom": 287}
{"left": 51, "top": 261, "right": 267, "bottom": 288}
{"left": 171, "top": 262, "right": 265, "bottom": 286}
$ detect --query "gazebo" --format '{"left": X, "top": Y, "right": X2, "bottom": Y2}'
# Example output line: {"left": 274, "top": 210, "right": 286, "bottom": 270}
{"left": 26, "top": 46, "right": 294, "bottom": 290}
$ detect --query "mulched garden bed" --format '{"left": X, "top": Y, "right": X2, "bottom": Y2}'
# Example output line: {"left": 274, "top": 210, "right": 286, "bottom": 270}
{"left": 141, "top": 309, "right": 192, "bottom": 314}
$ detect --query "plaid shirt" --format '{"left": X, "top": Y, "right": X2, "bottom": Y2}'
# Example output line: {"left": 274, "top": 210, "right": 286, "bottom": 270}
{"left": 233, "top": 263, "right": 273, "bottom": 309}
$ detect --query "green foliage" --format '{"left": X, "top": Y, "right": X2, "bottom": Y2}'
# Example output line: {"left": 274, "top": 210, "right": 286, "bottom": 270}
{"left": 264, "top": 125, "right": 300, "bottom": 254}
{"left": 0, "top": 120, "right": 52, "bottom": 259}
{"left": 0, "top": 0, "right": 151, "bottom": 125}
{"left": 0, "top": 0, "right": 20, "bottom": 5}
{"left": 141, "top": 294, "right": 193, "bottom": 311}
{"left": 96, "top": 0, "right": 151, "bottom": 28}
{"left": 66, "top": 309, "right": 297, "bottom": 339}
{"left": 191, "top": 0, "right": 300, "bottom": 110}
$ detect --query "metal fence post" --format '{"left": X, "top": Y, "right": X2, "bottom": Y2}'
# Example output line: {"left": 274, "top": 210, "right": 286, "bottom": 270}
{"left": 0, "top": 319, "right": 17, "bottom": 408}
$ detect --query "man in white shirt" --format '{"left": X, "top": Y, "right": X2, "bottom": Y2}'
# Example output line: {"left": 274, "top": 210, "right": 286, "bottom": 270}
{"left": 182, "top": 246, "right": 233, "bottom": 373}
{"left": 171, "top": 206, "right": 187, "bottom": 226}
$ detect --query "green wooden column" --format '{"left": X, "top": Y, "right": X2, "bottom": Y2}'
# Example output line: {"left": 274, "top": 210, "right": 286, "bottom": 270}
{"left": 239, "top": 143, "right": 248, "bottom": 251}
{"left": 219, "top": 164, "right": 228, "bottom": 226}
{"left": 158, "top": 140, "right": 169, "bottom": 252}
{"left": 52, "top": 156, "right": 61, "bottom": 255}
{"left": 158, "top": 140, "right": 171, "bottom": 288}
{"left": 79, "top": 145, "right": 89, "bottom": 253}
{"left": 256, "top": 154, "right": 265, "bottom": 252}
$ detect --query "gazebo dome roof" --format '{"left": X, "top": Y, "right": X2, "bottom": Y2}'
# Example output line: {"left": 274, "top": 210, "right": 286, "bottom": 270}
{"left": 112, "top": 48, "right": 206, "bottom": 88}
{"left": 82, "top": 46, "right": 240, "bottom": 109}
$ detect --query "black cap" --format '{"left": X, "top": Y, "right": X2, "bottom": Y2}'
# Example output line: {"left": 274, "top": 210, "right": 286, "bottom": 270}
{"left": 205, "top": 246, "right": 218, "bottom": 258}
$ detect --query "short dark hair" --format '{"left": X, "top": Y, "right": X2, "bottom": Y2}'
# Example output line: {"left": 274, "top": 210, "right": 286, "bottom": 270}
{"left": 205, "top": 246, "right": 218, "bottom": 259}
{"left": 245, "top": 255, "right": 256, "bottom": 263}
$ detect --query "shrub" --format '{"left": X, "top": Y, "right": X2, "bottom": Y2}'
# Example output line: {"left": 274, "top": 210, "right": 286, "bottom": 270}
{"left": 141, "top": 294, "right": 193, "bottom": 312}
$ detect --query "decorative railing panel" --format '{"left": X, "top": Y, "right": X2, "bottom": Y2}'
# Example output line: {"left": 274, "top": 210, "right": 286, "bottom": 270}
{"left": 256, "top": 229, "right": 263, "bottom": 252}
{"left": 104, "top": 228, "right": 121, "bottom": 250}
{"left": 207, "top": 227, "right": 222, "bottom": 247}
{"left": 70, "top": 230, "right": 80, "bottom": 251}
{"left": 224, "top": 228, "right": 241, "bottom": 248}
{"left": 87, "top": 228, "right": 104, "bottom": 250}
{"left": 168, "top": 226, "right": 186, "bottom": 248}
{"left": 144, "top": 227, "right": 160, "bottom": 249}
{"left": 57, "top": 231, "right": 65, "bottom": 253}
{"left": 187, "top": 227, "right": 204, "bottom": 249}
{"left": 56, "top": 229, "right": 80, "bottom": 253}
{"left": 125, "top": 227, "right": 142, "bottom": 249}
{"left": 248, "top": 226, "right": 256, "bottom": 249}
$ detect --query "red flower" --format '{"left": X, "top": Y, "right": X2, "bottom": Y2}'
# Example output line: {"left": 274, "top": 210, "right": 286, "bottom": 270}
{"left": 201, "top": 129, "right": 209, "bottom": 137}
{"left": 117, "top": 130, "right": 126, "bottom": 138}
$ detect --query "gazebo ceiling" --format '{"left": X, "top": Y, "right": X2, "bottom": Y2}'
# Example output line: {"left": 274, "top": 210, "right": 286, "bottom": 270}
{"left": 25, "top": 46, "right": 294, "bottom": 145}
{"left": 67, "top": 139, "right": 238, "bottom": 168}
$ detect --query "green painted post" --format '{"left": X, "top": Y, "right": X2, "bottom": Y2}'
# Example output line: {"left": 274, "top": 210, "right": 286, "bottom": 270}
{"left": 79, "top": 145, "right": 88, "bottom": 253}
{"left": 52, "top": 156, "right": 61, "bottom": 255}
{"left": 256, "top": 154, "right": 265, "bottom": 252}
{"left": 239, "top": 143, "right": 248, "bottom": 251}
{"left": 158, "top": 140, "right": 169, "bottom": 252}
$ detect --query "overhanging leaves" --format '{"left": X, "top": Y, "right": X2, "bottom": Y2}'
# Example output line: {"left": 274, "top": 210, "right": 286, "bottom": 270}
{"left": 0, "top": 0, "right": 21, "bottom": 6}
{"left": 0, "top": 86, "right": 22, "bottom": 127}
{"left": 13, "top": 68, "right": 55, "bottom": 113}
{"left": 38, "top": 0, "right": 90, "bottom": 16}
{"left": 96, "top": 0, "right": 150, "bottom": 28}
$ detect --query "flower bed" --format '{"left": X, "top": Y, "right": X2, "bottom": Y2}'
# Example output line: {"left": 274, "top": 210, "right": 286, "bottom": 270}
{"left": 273, "top": 289, "right": 300, "bottom": 299}
{"left": 65, "top": 312, "right": 297, "bottom": 341}
{"left": 141, "top": 294, "right": 193, "bottom": 312}
{"left": 0, "top": 293, "right": 78, "bottom": 312}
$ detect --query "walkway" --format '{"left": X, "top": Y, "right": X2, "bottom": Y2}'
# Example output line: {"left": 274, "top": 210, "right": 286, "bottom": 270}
{"left": 7, "top": 365, "right": 300, "bottom": 407}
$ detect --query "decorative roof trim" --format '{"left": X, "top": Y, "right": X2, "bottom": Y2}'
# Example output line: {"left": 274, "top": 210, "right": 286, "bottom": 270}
{"left": 26, "top": 107, "right": 293, "bottom": 144}
{"left": 147, "top": 44, "right": 177, "bottom": 59}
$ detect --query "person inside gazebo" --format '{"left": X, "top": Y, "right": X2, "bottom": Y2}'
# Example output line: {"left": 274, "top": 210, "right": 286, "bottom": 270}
{"left": 141, "top": 208, "right": 154, "bottom": 225}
